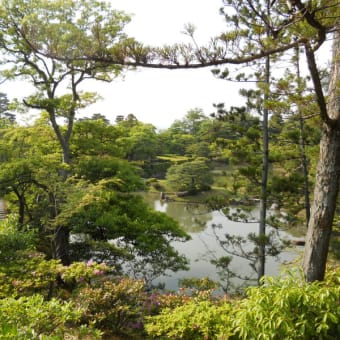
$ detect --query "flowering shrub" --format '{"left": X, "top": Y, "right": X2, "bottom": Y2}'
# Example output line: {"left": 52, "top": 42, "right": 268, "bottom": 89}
{"left": 0, "top": 251, "right": 62, "bottom": 298}
{"left": 0, "top": 252, "right": 110, "bottom": 299}
{"left": 145, "top": 267, "right": 340, "bottom": 339}
{"left": 61, "top": 260, "right": 109, "bottom": 286}
{"left": 75, "top": 277, "right": 146, "bottom": 335}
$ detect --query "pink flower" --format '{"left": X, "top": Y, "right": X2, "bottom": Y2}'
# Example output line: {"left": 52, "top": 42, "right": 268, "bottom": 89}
{"left": 93, "top": 269, "right": 104, "bottom": 276}
{"left": 86, "top": 259, "right": 94, "bottom": 267}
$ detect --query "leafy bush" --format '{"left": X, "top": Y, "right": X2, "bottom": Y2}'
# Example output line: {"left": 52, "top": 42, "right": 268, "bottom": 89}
{"left": 145, "top": 267, "right": 340, "bottom": 339}
{"left": 145, "top": 299, "right": 233, "bottom": 339}
{"left": 0, "top": 294, "right": 82, "bottom": 338}
{"left": 0, "top": 215, "right": 36, "bottom": 262}
{"left": 232, "top": 269, "right": 340, "bottom": 339}
{"left": 0, "top": 252, "right": 62, "bottom": 298}
{"left": 0, "top": 216, "right": 63, "bottom": 298}
{"left": 0, "top": 249, "right": 110, "bottom": 299}
{"left": 61, "top": 190, "right": 190, "bottom": 284}
{"left": 75, "top": 277, "right": 146, "bottom": 334}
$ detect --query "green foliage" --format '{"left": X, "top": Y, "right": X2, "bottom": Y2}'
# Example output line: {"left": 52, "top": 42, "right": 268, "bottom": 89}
{"left": 0, "top": 216, "right": 60, "bottom": 299}
{"left": 0, "top": 122, "right": 65, "bottom": 227}
{"left": 145, "top": 267, "right": 340, "bottom": 339}
{"left": 0, "top": 215, "right": 111, "bottom": 299}
{"left": 0, "top": 294, "right": 82, "bottom": 338}
{"left": 169, "top": 108, "right": 209, "bottom": 135}
{"left": 0, "top": 0, "right": 129, "bottom": 74}
{"left": 72, "top": 118, "right": 123, "bottom": 157}
{"left": 232, "top": 269, "right": 340, "bottom": 339}
{"left": 185, "top": 141, "right": 212, "bottom": 158}
{"left": 57, "top": 184, "right": 190, "bottom": 283}
{"left": 0, "top": 251, "right": 61, "bottom": 299}
{"left": 118, "top": 123, "right": 160, "bottom": 161}
{"left": 75, "top": 278, "right": 146, "bottom": 334}
{"left": 60, "top": 260, "right": 109, "bottom": 286}
{"left": 179, "top": 277, "right": 219, "bottom": 291}
{"left": 166, "top": 158, "right": 213, "bottom": 194}
{"left": 74, "top": 156, "right": 143, "bottom": 191}
{"left": 0, "top": 92, "right": 15, "bottom": 127}
{"left": 145, "top": 299, "right": 233, "bottom": 339}
{"left": 0, "top": 215, "right": 35, "bottom": 261}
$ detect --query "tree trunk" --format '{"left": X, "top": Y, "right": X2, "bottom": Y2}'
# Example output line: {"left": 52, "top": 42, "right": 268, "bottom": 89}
{"left": 295, "top": 46, "right": 311, "bottom": 227}
{"left": 18, "top": 194, "right": 25, "bottom": 226}
{"left": 303, "top": 31, "right": 340, "bottom": 282}
{"left": 47, "top": 108, "right": 74, "bottom": 263}
{"left": 299, "top": 113, "right": 311, "bottom": 227}
{"left": 302, "top": 124, "right": 340, "bottom": 281}
{"left": 257, "top": 1, "right": 273, "bottom": 283}
{"left": 257, "top": 49, "right": 270, "bottom": 283}
{"left": 54, "top": 226, "right": 71, "bottom": 266}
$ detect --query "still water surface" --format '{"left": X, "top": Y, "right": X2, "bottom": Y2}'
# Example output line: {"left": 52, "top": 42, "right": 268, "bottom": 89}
{"left": 142, "top": 193, "right": 302, "bottom": 291}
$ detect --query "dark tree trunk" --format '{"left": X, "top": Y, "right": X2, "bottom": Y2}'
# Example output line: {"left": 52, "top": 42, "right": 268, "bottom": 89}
{"left": 13, "top": 188, "right": 25, "bottom": 226}
{"left": 47, "top": 108, "right": 75, "bottom": 264}
{"left": 54, "top": 226, "right": 71, "bottom": 266}
{"left": 257, "top": 60, "right": 269, "bottom": 283}
{"left": 18, "top": 194, "right": 25, "bottom": 226}
{"left": 303, "top": 30, "right": 340, "bottom": 282}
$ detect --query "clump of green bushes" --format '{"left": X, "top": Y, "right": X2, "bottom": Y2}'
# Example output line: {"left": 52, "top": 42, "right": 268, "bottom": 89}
{"left": 0, "top": 263, "right": 340, "bottom": 340}
{"left": 1, "top": 243, "right": 339, "bottom": 340}
{"left": 145, "top": 267, "right": 340, "bottom": 339}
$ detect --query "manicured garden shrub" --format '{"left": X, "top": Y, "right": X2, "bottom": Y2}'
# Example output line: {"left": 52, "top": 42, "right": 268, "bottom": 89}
{"left": 145, "top": 267, "right": 340, "bottom": 339}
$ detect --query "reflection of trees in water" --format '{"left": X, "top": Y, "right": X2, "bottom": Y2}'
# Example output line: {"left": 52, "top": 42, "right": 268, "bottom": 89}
{"left": 165, "top": 202, "right": 213, "bottom": 233}
{"left": 140, "top": 193, "right": 213, "bottom": 233}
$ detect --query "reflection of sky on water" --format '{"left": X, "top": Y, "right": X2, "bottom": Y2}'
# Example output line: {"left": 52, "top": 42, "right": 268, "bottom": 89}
{"left": 154, "top": 200, "right": 168, "bottom": 213}
{"left": 142, "top": 193, "right": 302, "bottom": 291}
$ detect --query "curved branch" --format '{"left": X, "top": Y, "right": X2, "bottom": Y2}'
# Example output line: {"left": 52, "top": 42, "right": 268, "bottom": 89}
{"left": 294, "top": 0, "right": 327, "bottom": 48}
{"left": 36, "top": 38, "right": 306, "bottom": 70}
{"left": 304, "top": 42, "right": 329, "bottom": 124}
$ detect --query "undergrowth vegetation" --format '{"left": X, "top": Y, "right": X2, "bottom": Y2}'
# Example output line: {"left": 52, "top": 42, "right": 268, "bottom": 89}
{"left": 0, "top": 261, "right": 339, "bottom": 339}
{"left": 145, "top": 267, "right": 340, "bottom": 339}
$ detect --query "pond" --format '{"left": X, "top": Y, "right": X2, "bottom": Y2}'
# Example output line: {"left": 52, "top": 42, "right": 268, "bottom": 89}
{"left": 142, "top": 193, "right": 303, "bottom": 291}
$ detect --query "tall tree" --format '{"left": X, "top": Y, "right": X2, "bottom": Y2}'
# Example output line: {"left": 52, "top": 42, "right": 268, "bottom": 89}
{"left": 0, "top": 0, "right": 130, "bottom": 264}
{"left": 302, "top": 28, "right": 340, "bottom": 281}
{"left": 0, "top": 0, "right": 128, "bottom": 167}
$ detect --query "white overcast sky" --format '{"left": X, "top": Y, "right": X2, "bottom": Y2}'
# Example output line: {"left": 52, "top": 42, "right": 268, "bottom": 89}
{"left": 1, "top": 0, "right": 330, "bottom": 129}
{"left": 84, "top": 0, "right": 241, "bottom": 129}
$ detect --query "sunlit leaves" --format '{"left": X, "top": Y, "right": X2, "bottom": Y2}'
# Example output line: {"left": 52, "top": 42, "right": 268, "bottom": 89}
{"left": 145, "top": 267, "right": 340, "bottom": 339}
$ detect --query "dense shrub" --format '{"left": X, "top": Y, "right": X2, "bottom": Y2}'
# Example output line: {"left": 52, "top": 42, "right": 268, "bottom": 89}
{"left": 145, "top": 299, "right": 233, "bottom": 339}
{"left": 75, "top": 278, "right": 146, "bottom": 334}
{"left": 145, "top": 267, "right": 340, "bottom": 339}
{"left": 232, "top": 269, "right": 340, "bottom": 339}
{"left": 0, "top": 294, "right": 83, "bottom": 338}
